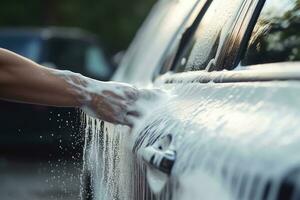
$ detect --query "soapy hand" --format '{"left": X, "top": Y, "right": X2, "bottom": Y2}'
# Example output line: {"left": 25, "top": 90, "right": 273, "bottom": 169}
{"left": 55, "top": 71, "right": 139, "bottom": 126}
{"left": 0, "top": 47, "right": 142, "bottom": 126}
{"left": 53, "top": 70, "right": 169, "bottom": 126}
{"left": 82, "top": 81, "right": 140, "bottom": 126}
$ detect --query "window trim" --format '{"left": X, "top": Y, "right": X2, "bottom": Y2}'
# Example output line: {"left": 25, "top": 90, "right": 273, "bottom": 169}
{"left": 168, "top": 0, "right": 213, "bottom": 72}
{"left": 216, "top": 0, "right": 266, "bottom": 70}
{"left": 154, "top": 0, "right": 300, "bottom": 85}
{"left": 157, "top": 62, "right": 300, "bottom": 84}
{"left": 151, "top": 0, "right": 212, "bottom": 80}
{"left": 155, "top": 0, "right": 256, "bottom": 79}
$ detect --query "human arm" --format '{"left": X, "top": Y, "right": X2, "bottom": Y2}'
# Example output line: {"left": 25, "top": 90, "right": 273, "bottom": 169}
{"left": 0, "top": 48, "right": 139, "bottom": 125}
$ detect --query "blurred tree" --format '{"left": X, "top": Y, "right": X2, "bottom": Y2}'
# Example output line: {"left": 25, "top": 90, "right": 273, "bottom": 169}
{"left": 0, "top": 0, "right": 156, "bottom": 54}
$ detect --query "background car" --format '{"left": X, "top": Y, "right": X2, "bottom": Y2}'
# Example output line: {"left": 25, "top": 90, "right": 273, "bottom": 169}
{"left": 82, "top": 0, "right": 300, "bottom": 200}
{"left": 0, "top": 27, "right": 113, "bottom": 156}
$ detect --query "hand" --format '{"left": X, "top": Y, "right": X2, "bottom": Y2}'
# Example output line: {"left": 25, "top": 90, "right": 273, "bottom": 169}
{"left": 81, "top": 81, "right": 140, "bottom": 126}
{"left": 54, "top": 70, "right": 140, "bottom": 125}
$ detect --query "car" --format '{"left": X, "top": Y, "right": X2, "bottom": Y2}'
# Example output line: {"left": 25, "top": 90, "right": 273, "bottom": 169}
{"left": 81, "top": 0, "right": 300, "bottom": 200}
{"left": 0, "top": 27, "right": 113, "bottom": 155}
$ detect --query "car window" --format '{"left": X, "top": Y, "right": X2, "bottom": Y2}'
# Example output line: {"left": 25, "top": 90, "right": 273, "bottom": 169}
{"left": 85, "top": 46, "right": 111, "bottom": 78}
{"left": 241, "top": 0, "right": 300, "bottom": 66}
{"left": 47, "top": 38, "right": 86, "bottom": 74}
{"left": 47, "top": 38, "right": 111, "bottom": 80}
{"left": 113, "top": 0, "right": 200, "bottom": 84}
{"left": 172, "top": 0, "right": 244, "bottom": 73}
{"left": 0, "top": 35, "right": 42, "bottom": 62}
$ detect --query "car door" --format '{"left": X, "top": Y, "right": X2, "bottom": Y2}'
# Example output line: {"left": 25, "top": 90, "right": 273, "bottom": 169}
{"left": 133, "top": 0, "right": 300, "bottom": 200}
{"left": 81, "top": 1, "right": 208, "bottom": 199}
{"left": 84, "top": 0, "right": 250, "bottom": 199}
{"left": 82, "top": 0, "right": 300, "bottom": 200}
{"left": 131, "top": 0, "right": 257, "bottom": 199}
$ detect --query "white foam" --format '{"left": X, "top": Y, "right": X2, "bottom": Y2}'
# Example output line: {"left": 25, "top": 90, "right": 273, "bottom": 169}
{"left": 81, "top": 77, "right": 300, "bottom": 200}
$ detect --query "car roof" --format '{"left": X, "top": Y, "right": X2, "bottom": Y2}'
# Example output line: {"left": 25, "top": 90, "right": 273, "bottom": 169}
{"left": 0, "top": 27, "right": 99, "bottom": 41}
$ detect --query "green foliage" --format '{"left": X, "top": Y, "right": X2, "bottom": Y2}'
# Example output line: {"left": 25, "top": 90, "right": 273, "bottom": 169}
{"left": 0, "top": 0, "right": 156, "bottom": 54}
{"left": 242, "top": 0, "right": 300, "bottom": 65}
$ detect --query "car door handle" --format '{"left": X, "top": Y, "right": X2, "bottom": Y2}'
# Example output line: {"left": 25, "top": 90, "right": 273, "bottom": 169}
{"left": 140, "top": 135, "right": 176, "bottom": 175}
{"left": 141, "top": 146, "right": 176, "bottom": 175}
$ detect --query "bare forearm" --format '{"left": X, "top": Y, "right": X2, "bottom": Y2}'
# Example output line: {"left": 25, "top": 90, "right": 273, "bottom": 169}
{"left": 0, "top": 48, "right": 82, "bottom": 107}
{"left": 0, "top": 48, "right": 141, "bottom": 125}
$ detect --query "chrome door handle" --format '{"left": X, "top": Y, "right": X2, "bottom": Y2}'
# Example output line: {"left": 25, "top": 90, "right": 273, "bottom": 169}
{"left": 140, "top": 135, "right": 176, "bottom": 175}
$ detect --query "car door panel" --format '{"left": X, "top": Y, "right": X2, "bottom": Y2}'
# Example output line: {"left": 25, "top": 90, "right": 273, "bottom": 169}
{"left": 81, "top": 0, "right": 300, "bottom": 199}
{"left": 132, "top": 70, "right": 300, "bottom": 199}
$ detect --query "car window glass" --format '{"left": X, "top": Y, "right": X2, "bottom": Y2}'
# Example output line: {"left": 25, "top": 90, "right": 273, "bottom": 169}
{"left": 0, "top": 35, "right": 41, "bottom": 62}
{"left": 113, "top": 0, "right": 199, "bottom": 83}
{"left": 85, "top": 46, "right": 111, "bottom": 78}
{"left": 241, "top": 0, "right": 300, "bottom": 66}
{"left": 173, "top": 0, "right": 243, "bottom": 72}
{"left": 47, "top": 38, "right": 86, "bottom": 74}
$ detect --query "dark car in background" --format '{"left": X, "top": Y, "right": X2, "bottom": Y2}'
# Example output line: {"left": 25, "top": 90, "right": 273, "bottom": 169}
{"left": 0, "top": 27, "right": 113, "bottom": 155}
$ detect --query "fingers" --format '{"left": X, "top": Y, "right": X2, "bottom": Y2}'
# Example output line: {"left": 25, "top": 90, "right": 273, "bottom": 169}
{"left": 107, "top": 101, "right": 141, "bottom": 126}
{"left": 83, "top": 81, "right": 143, "bottom": 126}
{"left": 124, "top": 88, "right": 139, "bottom": 101}
{"left": 124, "top": 115, "right": 137, "bottom": 127}
{"left": 102, "top": 84, "right": 139, "bottom": 103}
{"left": 126, "top": 110, "right": 140, "bottom": 117}
{"left": 117, "top": 112, "right": 140, "bottom": 127}
{"left": 102, "top": 90, "right": 125, "bottom": 100}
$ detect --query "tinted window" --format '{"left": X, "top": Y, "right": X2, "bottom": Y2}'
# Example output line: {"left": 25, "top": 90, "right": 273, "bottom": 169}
{"left": 47, "top": 38, "right": 86, "bottom": 74}
{"left": 242, "top": 0, "right": 300, "bottom": 66}
{"left": 0, "top": 35, "right": 42, "bottom": 61}
{"left": 173, "top": 0, "right": 243, "bottom": 72}
{"left": 46, "top": 38, "right": 111, "bottom": 79}
{"left": 85, "top": 46, "right": 111, "bottom": 78}
{"left": 113, "top": 0, "right": 200, "bottom": 83}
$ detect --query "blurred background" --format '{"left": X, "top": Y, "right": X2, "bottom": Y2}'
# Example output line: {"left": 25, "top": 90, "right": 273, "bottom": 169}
{"left": 0, "top": 0, "right": 156, "bottom": 54}
{"left": 0, "top": 0, "right": 155, "bottom": 199}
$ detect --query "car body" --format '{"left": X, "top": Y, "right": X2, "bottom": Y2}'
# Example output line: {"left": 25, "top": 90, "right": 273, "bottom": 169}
{"left": 0, "top": 27, "right": 112, "bottom": 154}
{"left": 82, "top": 0, "right": 300, "bottom": 200}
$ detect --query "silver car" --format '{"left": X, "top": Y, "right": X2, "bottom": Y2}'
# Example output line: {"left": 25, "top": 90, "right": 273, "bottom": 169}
{"left": 82, "top": 0, "right": 300, "bottom": 200}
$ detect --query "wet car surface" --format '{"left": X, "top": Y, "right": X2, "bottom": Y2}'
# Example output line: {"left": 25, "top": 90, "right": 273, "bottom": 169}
{"left": 82, "top": 0, "right": 300, "bottom": 199}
